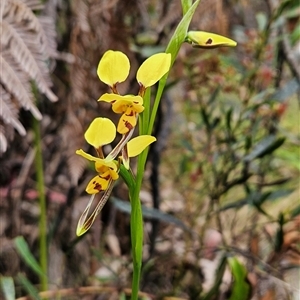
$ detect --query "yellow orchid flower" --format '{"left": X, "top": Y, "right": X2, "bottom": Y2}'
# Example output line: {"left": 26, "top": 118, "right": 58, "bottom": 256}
{"left": 99, "top": 93, "right": 144, "bottom": 134}
{"left": 98, "top": 94, "right": 144, "bottom": 114}
{"left": 122, "top": 135, "right": 157, "bottom": 169}
{"left": 97, "top": 50, "right": 130, "bottom": 88}
{"left": 85, "top": 162, "right": 119, "bottom": 194}
{"left": 136, "top": 53, "right": 172, "bottom": 88}
{"left": 186, "top": 31, "right": 237, "bottom": 48}
{"left": 95, "top": 160, "right": 119, "bottom": 180}
{"left": 75, "top": 149, "right": 120, "bottom": 235}
{"left": 76, "top": 50, "right": 171, "bottom": 237}
{"left": 76, "top": 149, "right": 119, "bottom": 194}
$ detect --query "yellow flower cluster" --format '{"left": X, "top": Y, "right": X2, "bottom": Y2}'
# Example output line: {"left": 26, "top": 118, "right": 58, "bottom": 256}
{"left": 75, "top": 50, "right": 171, "bottom": 235}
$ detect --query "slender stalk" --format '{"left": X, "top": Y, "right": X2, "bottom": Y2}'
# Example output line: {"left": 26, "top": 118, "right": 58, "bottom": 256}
{"left": 130, "top": 147, "right": 149, "bottom": 300}
{"left": 33, "top": 117, "right": 48, "bottom": 291}
{"left": 142, "top": 87, "right": 151, "bottom": 135}
{"left": 148, "top": 75, "right": 168, "bottom": 135}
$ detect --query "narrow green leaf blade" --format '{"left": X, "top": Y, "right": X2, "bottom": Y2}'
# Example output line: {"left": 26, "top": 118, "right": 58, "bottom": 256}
{"left": 228, "top": 257, "right": 250, "bottom": 300}
{"left": 291, "top": 205, "right": 300, "bottom": 217}
{"left": 17, "top": 274, "right": 41, "bottom": 300}
{"left": 166, "top": 0, "right": 201, "bottom": 65}
{"left": 244, "top": 135, "right": 285, "bottom": 162}
{"left": 181, "top": 0, "right": 193, "bottom": 15}
{"left": 271, "top": 79, "right": 300, "bottom": 103}
{"left": 119, "top": 164, "right": 136, "bottom": 192}
{"left": 14, "top": 236, "right": 45, "bottom": 278}
{"left": 0, "top": 277, "right": 15, "bottom": 300}
{"left": 112, "top": 197, "right": 192, "bottom": 233}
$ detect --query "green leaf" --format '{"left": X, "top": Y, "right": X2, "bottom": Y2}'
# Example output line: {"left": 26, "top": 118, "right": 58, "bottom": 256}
{"left": 112, "top": 197, "right": 192, "bottom": 233}
{"left": 200, "top": 106, "right": 210, "bottom": 129}
{"left": 14, "top": 236, "right": 45, "bottom": 278}
{"left": 119, "top": 164, "right": 136, "bottom": 192}
{"left": 274, "top": 0, "right": 294, "bottom": 19}
{"left": 228, "top": 257, "right": 250, "bottom": 300}
{"left": 0, "top": 277, "right": 15, "bottom": 300}
{"left": 181, "top": 0, "right": 193, "bottom": 15}
{"left": 226, "top": 108, "right": 233, "bottom": 131}
{"left": 220, "top": 189, "right": 293, "bottom": 211}
{"left": 271, "top": 79, "right": 300, "bottom": 103}
{"left": 17, "top": 274, "right": 41, "bottom": 300}
{"left": 208, "top": 86, "right": 221, "bottom": 105}
{"left": 256, "top": 12, "right": 268, "bottom": 32}
{"left": 284, "top": 4, "right": 300, "bottom": 18}
{"left": 291, "top": 205, "right": 300, "bottom": 217}
{"left": 166, "top": 0, "right": 201, "bottom": 65}
{"left": 119, "top": 292, "right": 126, "bottom": 300}
{"left": 291, "top": 22, "right": 300, "bottom": 45}
{"left": 243, "top": 135, "right": 285, "bottom": 162}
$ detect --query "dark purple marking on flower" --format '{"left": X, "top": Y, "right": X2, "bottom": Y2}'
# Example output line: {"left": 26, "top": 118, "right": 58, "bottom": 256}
{"left": 92, "top": 179, "right": 102, "bottom": 192}
{"left": 124, "top": 120, "right": 133, "bottom": 130}
{"left": 100, "top": 174, "right": 111, "bottom": 180}
{"left": 125, "top": 109, "right": 135, "bottom": 117}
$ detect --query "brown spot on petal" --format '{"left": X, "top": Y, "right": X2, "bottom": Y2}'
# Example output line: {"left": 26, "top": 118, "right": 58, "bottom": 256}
{"left": 93, "top": 180, "right": 102, "bottom": 191}
{"left": 206, "top": 38, "right": 213, "bottom": 45}
{"left": 124, "top": 120, "right": 133, "bottom": 130}
{"left": 100, "top": 174, "right": 111, "bottom": 180}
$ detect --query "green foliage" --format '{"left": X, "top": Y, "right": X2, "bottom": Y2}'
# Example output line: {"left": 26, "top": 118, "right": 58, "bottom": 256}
{"left": 0, "top": 277, "right": 15, "bottom": 300}
{"left": 228, "top": 257, "right": 250, "bottom": 300}
{"left": 17, "top": 274, "right": 41, "bottom": 300}
{"left": 14, "top": 236, "right": 46, "bottom": 278}
{"left": 112, "top": 197, "right": 192, "bottom": 232}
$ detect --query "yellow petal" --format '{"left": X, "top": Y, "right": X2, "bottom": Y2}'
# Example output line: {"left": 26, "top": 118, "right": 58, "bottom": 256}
{"left": 97, "top": 50, "right": 130, "bottom": 86}
{"left": 117, "top": 110, "right": 137, "bottom": 134}
{"left": 95, "top": 160, "right": 119, "bottom": 180}
{"left": 86, "top": 174, "right": 110, "bottom": 194}
{"left": 127, "top": 135, "right": 156, "bottom": 157}
{"left": 76, "top": 149, "right": 103, "bottom": 162}
{"left": 186, "top": 31, "right": 237, "bottom": 48}
{"left": 95, "top": 160, "right": 117, "bottom": 172}
{"left": 84, "top": 117, "right": 116, "bottom": 148}
{"left": 136, "top": 53, "right": 171, "bottom": 88}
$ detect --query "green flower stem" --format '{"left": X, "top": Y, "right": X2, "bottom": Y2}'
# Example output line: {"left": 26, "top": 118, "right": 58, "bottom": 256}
{"left": 147, "top": 74, "right": 168, "bottom": 135}
{"left": 33, "top": 117, "right": 48, "bottom": 292}
{"left": 142, "top": 87, "right": 151, "bottom": 135}
{"left": 130, "top": 147, "right": 149, "bottom": 300}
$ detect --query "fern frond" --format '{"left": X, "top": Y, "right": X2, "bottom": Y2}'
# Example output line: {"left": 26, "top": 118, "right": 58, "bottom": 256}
{"left": 2, "top": 0, "right": 48, "bottom": 50}
{"left": 0, "top": 52, "right": 42, "bottom": 120}
{"left": 0, "top": 85, "right": 26, "bottom": 136}
{"left": 0, "top": 0, "right": 58, "bottom": 153}
{"left": 1, "top": 20, "right": 57, "bottom": 102}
